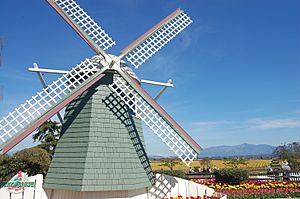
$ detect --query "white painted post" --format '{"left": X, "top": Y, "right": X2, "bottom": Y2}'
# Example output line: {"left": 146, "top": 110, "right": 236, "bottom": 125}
{"left": 24, "top": 188, "right": 34, "bottom": 199}
{"left": 11, "top": 193, "right": 22, "bottom": 199}
{"left": 34, "top": 174, "right": 44, "bottom": 199}
{"left": 0, "top": 188, "right": 10, "bottom": 199}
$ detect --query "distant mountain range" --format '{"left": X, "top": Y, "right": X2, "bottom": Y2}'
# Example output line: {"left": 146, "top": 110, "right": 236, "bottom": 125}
{"left": 148, "top": 143, "right": 276, "bottom": 160}
{"left": 197, "top": 143, "right": 275, "bottom": 158}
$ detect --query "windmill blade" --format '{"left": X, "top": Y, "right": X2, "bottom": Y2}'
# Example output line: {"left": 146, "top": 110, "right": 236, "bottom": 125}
{"left": 47, "top": 0, "right": 115, "bottom": 56}
{"left": 0, "top": 55, "right": 109, "bottom": 154}
{"left": 119, "top": 8, "right": 192, "bottom": 69}
{"left": 109, "top": 70, "right": 201, "bottom": 166}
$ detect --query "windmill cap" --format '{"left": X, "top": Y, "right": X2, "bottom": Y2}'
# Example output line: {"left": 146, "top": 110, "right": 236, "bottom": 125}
{"left": 108, "top": 54, "right": 140, "bottom": 82}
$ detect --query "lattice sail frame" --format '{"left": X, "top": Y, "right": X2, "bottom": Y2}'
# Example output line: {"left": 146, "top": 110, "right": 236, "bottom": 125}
{"left": 109, "top": 74, "right": 198, "bottom": 166}
{"left": 0, "top": 55, "right": 105, "bottom": 146}
{"left": 122, "top": 10, "right": 193, "bottom": 68}
{"left": 48, "top": 0, "right": 115, "bottom": 52}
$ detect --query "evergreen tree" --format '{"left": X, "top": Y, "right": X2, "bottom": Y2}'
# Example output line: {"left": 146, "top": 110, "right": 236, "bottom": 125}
{"left": 33, "top": 120, "right": 61, "bottom": 157}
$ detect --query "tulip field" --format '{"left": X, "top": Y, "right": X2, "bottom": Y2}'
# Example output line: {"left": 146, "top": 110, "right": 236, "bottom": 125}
{"left": 153, "top": 159, "right": 300, "bottom": 198}
{"left": 192, "top": 179, "right": 300, "bottom": 199}
{"left": 163, "top": 196, "right": 221, "bottom": 199}
{"left": 162, "top": 180, "right": 300, "bottom": 199}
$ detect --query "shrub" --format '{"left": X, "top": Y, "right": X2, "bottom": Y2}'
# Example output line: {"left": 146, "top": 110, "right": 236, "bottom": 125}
{"left": 0, "top": 148, "right": 51, "bottom": 181}
{"left": 215, "top": 168, "right": 248, "bottom": 185}
{"left": 156, "top": 170, "right": 187, "bottom": 179}
{"left": 11, "top": 148, "right": 51, "bottom": 177}
{"left": 0, "top": 154, "right": 12, "bottom": 181}
{"left": 159, "top": 158, "right": 180, "bottom": 170}
{"left": 224, "top": 158, "right": 248, "bottom": 168}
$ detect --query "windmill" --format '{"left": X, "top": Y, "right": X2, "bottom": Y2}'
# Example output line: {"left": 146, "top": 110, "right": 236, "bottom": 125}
{"left": 0, "top": 0, "right": 202, "bottom": 196}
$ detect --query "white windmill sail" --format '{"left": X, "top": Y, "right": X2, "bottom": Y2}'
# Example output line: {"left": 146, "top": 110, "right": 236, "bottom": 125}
{"left": 0, "top": 56, "right": 108, "bottom": 154}
{"left": 111, "top": 8, "right": 200, "bottom": 166}
{"left": 109, "top": 70, "right": 202, "bottom": 166}
{"left": 119, "top": 8, "right": 192, "bottom": 68}
{"left": 47, "top": 0, "right": 116, "bottom": 56}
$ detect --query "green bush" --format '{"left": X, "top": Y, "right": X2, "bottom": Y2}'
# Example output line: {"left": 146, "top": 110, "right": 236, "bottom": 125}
{"left": 0, "top": 148, "right": 50, "bottom": 181}
{"left": 0, "top": 154, "right": 12, "bottom": 181}
{"left": 155, "top": 170, "right": 187, "bottom": 179}
{"left": 215, "top": 168, "right": 248, "bottom": 185}
{"left": 12, "top": 147, "right": 51, "bottom": 177}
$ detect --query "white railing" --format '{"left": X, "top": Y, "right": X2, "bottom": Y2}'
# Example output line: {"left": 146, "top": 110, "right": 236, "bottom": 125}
{"left": 248, "top": 172, "right": 300, "bottom": 182}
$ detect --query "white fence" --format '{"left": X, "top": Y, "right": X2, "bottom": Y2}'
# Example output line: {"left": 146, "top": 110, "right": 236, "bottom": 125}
{"left": 250, "top": 172, "right": 300, "bottom": 182}
{"left": 0, "top": 173, "right": 226, "bottom": 199}
{"left": 149, "top": 174, "right": 226, "bottom": 199}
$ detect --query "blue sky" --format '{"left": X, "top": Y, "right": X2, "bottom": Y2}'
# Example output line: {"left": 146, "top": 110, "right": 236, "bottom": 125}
{"left": 0, "top": 0, "right": 299, "bottom": 156}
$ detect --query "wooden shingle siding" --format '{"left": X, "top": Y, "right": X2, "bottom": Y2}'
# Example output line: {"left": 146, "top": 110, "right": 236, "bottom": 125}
{"left": 44, "top": 74, "right": 152, "bottom": 191}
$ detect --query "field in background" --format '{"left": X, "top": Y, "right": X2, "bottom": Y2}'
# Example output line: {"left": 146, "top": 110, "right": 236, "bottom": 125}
{"left": 150, "top": 159, "right": 271, "bottom": 172}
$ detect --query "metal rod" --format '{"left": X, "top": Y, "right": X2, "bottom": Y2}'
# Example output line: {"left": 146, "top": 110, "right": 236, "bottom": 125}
{"left": 29, "top": 67, "right": 174, "bottom": 101}
{"left": 154, "top": 79, "right": 172, "bottom": 101}
{"left": 28, "top": 67, "right": 68, "bottom": 74}
{"left": 32, "top": 63, "right": 64, "bottom": 124}
{"left": 140, "top": 79, "right": 173, "bottom": 87}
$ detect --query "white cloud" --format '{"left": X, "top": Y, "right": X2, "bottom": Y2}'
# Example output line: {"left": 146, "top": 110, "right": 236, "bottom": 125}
{"left": 248, "top": 118, "right": 300, "bottom": 129}
{"left": 190, "top": 120, "right": 233, "bottom": 129}
{"left": 190, "top": 117, "right": 300, "bottom": 132}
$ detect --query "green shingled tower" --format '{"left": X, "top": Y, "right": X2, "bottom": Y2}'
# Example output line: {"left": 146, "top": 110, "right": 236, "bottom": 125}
{"left": 44, "top": 73, "right": 153, "bottom": 191}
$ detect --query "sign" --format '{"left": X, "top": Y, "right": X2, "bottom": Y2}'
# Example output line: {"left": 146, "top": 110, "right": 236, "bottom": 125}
{"left": 0, "top": 171, "right": 35, "bottom": 194}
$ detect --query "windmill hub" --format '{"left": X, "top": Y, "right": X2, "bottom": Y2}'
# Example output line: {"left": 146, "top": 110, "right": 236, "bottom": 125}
{"left": 91, "top": 53, "right": 140, "bottom": 82}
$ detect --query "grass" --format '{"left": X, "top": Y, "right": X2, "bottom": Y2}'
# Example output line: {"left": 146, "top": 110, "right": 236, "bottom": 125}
{"left": 150, "top": 159, "right": 271, "bottom": 172}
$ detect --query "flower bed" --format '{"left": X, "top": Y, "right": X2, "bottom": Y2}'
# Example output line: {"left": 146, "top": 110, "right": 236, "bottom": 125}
{"left": 163, "top": 196, "right": 221, "bottom": 199}
{"left": 192, "top": 179, "right": 300, "bottom": 198}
